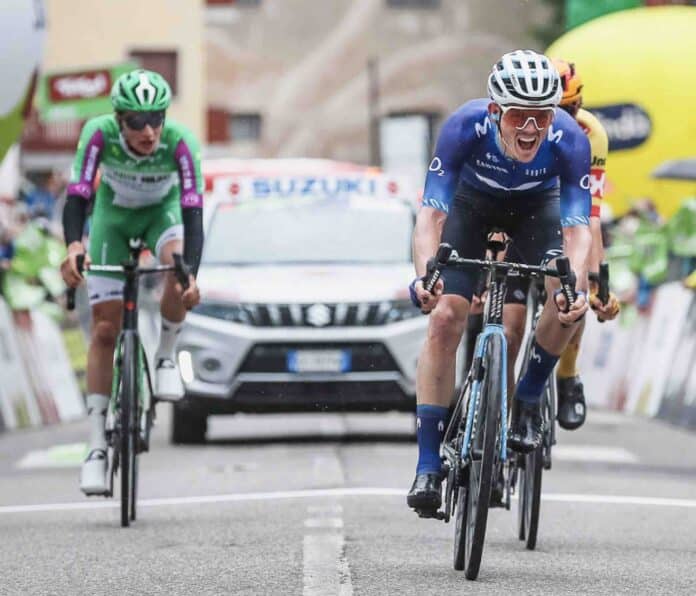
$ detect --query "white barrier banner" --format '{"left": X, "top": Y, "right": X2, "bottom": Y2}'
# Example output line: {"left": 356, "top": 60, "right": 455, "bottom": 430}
{"left": 625, "top": 283, "right": 694, "bottom": 417}
{"left": 578, "top": 314, "right": 635, "bottom": 410}
{"left": 0, "top": 299, "right": 41, "bottom": 428}
{"left": 30, "top": 310, "right": 85, "bottom": 421}
{"left": 659, "top": 297, "right": 696, "bottom": 423}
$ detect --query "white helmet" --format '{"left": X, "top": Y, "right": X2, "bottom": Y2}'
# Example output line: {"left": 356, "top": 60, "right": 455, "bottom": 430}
{"left": 487, "top": 50, "right": 562, "bottom": 108}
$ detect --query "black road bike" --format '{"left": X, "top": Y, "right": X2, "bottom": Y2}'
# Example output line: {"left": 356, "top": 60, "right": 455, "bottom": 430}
{"left": 517, "top": 262, "right": 610, "bottom": 550}
{"left": 417, "top": 240, "right": 577, "bottom": 580}
{"left": 68, "top": 239, "right": 190, "bottom": 527}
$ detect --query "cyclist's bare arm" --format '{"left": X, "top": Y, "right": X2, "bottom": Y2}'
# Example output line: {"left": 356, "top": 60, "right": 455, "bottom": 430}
{"left": 562, "top": 225, "right": 591, "bottom": 293}
{"left": 413, "top": 206, "right": 447, "bottom": 277}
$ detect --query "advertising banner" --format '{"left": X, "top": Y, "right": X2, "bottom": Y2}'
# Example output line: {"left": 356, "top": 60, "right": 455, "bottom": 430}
{"left": 36, "top": 62, "right": 136, "bottom": 122}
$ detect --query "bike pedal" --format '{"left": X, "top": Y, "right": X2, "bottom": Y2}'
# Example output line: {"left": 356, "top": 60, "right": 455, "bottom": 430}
{"left": 83, "top": 489, "right": 110, "bottom": 498}
{"left": 415, "top": 508, "right": 446, "bottom": 521}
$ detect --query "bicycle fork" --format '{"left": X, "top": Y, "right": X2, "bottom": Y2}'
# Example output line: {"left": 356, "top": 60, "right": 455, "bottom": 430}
{"left": 461, "top": 324, "right": 508, "bottom": 464}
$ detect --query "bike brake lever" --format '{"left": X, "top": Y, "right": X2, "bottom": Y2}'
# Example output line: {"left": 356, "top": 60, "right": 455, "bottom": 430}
{"left": 172, "top": 253, "right": 191, "bottom": 291}
{"left": 66, "top": 253, "right": 86, "bottom": 311}
{"left": 423, "top": 243, "right": 453, "bottom": 294}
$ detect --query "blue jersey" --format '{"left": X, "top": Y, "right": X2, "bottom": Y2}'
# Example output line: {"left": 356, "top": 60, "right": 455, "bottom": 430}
{"left": 422, "top": 98, "right": 591, "bottom": 227}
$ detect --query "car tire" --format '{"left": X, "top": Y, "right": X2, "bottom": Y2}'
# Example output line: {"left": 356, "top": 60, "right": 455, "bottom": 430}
{"left": 171, "top": 401, "right": 207, "bottom": 445}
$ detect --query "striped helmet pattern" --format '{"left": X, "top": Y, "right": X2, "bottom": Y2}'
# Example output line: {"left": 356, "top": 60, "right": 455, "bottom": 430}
{"left": 487, "top": 50, "right": 562, "bottom": 108}
{"left": 111, "top": 69, "right": 172, "bottom": 112}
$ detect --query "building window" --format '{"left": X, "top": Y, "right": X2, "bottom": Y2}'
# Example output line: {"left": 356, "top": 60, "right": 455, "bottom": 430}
{"left": 386, "top": 0, "right": 441, "bottom": 7}
{"left": 128, "top": 50, "right": 178, "bottom": 96}
{"left": 229, "top": 113, "right": 262, "bottom": 142}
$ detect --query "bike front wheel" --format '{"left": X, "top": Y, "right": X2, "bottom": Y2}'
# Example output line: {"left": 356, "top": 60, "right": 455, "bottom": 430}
{"left": 453, "top": 333, "right": 503, "bottom": 580}
{"left": 120, "top": 332, "right": 138, "bottom": 528}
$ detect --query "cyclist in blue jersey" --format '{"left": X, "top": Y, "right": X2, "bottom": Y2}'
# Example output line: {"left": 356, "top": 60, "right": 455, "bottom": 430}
{"left": 407, "top": 50, "right": 591, "bottom": 513}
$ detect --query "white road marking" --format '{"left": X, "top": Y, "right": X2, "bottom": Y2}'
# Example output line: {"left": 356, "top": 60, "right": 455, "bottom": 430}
{"left": 553, "top": 445, "right": 639, "bottom": 464}
{"left": 304, "top": 517, "right": 344, "bottom": 529}
{"left": 2, "top": 487, "right": 696, "bottom": 515}
{"left": 306, "top": 504, "right": 344, "bottom": 515}
{"left": 303, "top": 504, "right": 353, "bottom": 596}
{"left": 303, "top": 534, "right": 353, "bottom": 596}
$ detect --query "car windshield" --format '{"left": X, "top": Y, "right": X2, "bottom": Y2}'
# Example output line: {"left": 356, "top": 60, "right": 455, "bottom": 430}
{"left": 202, "top": 196, "right": 413, "bottom": 265}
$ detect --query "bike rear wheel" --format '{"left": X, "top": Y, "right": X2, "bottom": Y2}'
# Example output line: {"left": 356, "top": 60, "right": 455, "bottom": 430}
{"left": 120, "top": 333, "right": 138, "bottom": 528}
{"left": 518, "top": 442, "right": 543, "bottom": 549}
{"left": 453, "top": 334, "right": 503, "bottom": 580}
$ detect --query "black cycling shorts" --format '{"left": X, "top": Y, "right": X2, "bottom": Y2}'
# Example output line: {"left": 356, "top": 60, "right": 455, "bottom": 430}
{"left": 440, "top": 184, "right": 562, "bottom": 302}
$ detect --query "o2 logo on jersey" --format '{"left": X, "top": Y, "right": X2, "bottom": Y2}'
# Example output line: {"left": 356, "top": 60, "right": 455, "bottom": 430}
{"left": 428, "top": 157, "right": 445, "bottom": 177}
{"left": 579, "top": 174, "right": 591, "bottom": 190}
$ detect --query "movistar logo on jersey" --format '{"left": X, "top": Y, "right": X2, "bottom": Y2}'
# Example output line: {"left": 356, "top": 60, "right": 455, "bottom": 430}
{"left": 547, "top": 125, "right": 563, "bottom": 144}
{"left": 474, "top": 117, "right": 492, "bottom": 138}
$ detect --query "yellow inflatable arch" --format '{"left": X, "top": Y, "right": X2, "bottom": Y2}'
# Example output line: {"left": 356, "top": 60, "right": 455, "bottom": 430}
{"left": 547, "top": 6, "right": 696, "bottom": 218}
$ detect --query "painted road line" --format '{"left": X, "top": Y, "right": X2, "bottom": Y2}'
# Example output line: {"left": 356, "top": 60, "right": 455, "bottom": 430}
{"left": 303, "top": 504, "right": 353, "bottom": 596}
{"left": 303, "top": 534, "right": 353, "bottom": 596}
{"left": 553, "top": 445, "right": 639, "bottom": 464}
{"left": 16, "top": 443, "right": 87, "bottom": 469}
{"left": 3, "top": 488, "right": 696, "bottom": 515}
{"left": 304, "top": 517, "right": 344, "bottom": 529}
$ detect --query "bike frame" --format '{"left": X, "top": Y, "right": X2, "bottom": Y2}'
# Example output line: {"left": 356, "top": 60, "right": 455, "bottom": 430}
{"left": 461, "top": 267, "right": 509, "bottom": 463}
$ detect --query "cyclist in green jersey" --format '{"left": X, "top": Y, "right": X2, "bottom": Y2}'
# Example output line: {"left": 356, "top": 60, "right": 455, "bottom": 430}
{"left": 60, "top": 69, "right": 204, "bottom": 495}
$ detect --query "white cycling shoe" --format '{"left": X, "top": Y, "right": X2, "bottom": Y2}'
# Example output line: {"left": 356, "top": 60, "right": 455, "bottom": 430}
{"left": 155, "top": 358, "right": 185, "bottom": 402}
{"left": 80, "top": 449, "right": 108, "bottom": 495}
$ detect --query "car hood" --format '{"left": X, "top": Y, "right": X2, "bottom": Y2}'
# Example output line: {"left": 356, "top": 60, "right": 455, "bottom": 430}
{"left": 197, "top": 263, "right": 413, "bottom": 304}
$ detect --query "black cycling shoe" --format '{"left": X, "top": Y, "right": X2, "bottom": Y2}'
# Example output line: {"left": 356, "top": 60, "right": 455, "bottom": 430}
{"left": 557, "top": 375, "right": 586, "bottom": 430}
{"left": 508, "top": 401, "right": 543, "bottom": 454}
{"left": 407, "top": 472, "right": 442, "bottom": 511}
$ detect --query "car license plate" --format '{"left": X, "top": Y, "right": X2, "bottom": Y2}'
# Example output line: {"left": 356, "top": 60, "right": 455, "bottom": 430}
{"left": 287, "top": 350, "right": 351, "bottom": 373}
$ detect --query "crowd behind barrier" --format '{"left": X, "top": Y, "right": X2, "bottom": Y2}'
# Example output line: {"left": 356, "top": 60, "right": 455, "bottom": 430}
{"left": 579, "top": 198, "right": 696, "bottom": 428}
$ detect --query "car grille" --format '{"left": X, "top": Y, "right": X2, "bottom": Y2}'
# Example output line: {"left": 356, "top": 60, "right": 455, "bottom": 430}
{"left": 238, "top": 342, "right": 400, "bottom": 373}
{"left": 192, "top": 301, "right": 419, "bottom": 327}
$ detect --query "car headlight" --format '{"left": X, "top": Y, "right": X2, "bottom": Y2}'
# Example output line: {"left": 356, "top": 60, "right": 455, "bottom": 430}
{"left": 191, "top": 301, "right": 253, "bottom": 324}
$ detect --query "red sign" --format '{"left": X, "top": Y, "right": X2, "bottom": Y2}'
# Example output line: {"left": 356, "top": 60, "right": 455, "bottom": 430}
{"left": 48, "top": 70, "right": 112, "bottom": 103}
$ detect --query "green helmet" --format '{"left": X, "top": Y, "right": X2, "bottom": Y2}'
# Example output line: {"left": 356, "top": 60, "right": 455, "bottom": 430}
{"left": 111, "top": 69, "right": 171, "bottom": 112}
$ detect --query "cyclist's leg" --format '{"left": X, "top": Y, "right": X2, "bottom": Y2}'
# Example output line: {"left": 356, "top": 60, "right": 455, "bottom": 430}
{"left": 80, "top": 212, "right": 129, "bottom": 494}
{"left": 556, "top": 318, "right": 587, "bottom": 429}
{"left": 145, "top": 201, "right": 186, "bottom": 400}
{"left": 408, "top": 191, "right": 489, "bottom": 511}
{"left": 502, "top": 276, "right": 529, "bottom": 400}
{"left": 505, "top": 192, "right": 567, "bottom": 452}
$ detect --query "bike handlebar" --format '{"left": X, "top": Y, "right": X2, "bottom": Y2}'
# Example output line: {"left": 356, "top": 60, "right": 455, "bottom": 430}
{"left": 65, "top": 252, "right": 191, "bottom": 312}
{"left": 421, "top": 242, "right": 578, "bottom": 313}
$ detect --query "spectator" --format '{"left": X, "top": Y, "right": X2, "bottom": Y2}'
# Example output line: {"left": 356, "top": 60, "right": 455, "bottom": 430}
{"left": 22, "top": 171, "right": 66, "bottom": 221}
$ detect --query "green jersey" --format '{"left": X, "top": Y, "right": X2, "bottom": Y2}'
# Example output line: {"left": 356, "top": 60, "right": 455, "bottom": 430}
{"left": 67, "top": 114, "right": 203, "bottom": 210}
